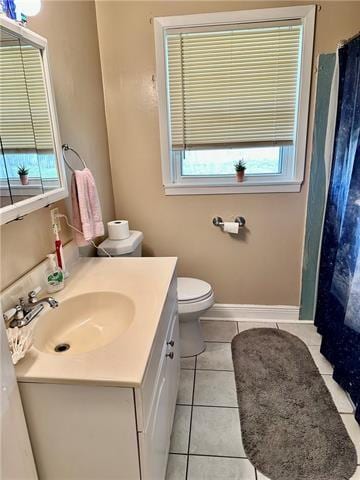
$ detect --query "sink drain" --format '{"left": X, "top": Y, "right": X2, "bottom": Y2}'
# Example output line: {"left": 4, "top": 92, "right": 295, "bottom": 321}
{"left": 54, "top": 343, "right": 70, "bottom": 353}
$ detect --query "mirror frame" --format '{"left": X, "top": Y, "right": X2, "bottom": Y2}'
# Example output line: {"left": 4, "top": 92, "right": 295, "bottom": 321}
{"left": 0, "top": 16, "right": 67, "bottom": 225}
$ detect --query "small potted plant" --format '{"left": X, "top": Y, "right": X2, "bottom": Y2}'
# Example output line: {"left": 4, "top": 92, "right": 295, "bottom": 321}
{"left": 18, "top": 165, "right": 29, "bottom": 185}
{"left": 234, "top": 159, "right": 246, "bottom": 182}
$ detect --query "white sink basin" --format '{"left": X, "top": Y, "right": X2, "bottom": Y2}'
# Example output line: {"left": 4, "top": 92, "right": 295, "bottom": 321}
{"left": 34, "top": 292, "right": 135, "bottom": 355}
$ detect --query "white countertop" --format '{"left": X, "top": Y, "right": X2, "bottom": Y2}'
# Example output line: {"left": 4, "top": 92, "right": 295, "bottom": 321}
{"left": 15, "top": 257, "right": 177, "bottom": 387}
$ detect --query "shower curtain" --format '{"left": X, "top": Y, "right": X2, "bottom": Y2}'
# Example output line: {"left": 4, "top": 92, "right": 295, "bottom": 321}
{"left": 315, "top": 35, "right": 360, "bottom": 423}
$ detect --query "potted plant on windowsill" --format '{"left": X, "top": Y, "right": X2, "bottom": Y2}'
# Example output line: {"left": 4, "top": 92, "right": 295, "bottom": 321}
{"left": 234, "top": 160, "right": 246, "bottom": 182}
{"left": 18, "top": 165, "right": 29, "bottom": 185}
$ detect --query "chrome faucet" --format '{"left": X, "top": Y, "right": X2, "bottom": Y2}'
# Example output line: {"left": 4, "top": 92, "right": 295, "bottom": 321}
{"left": 3, "top": 287, "right": 59, "bottom": 329}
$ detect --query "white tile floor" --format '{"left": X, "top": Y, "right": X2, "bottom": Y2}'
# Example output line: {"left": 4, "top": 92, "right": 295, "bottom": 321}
{"left": 166, "top": 320, "right": 360, "bottom": 480}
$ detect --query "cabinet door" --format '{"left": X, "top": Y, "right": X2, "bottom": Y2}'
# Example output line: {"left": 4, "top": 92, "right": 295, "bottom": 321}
{"left": 136, "top": 276, "right": 177, "bottom": 431}
{"left": 139, "top": 312, "right": 180, "bottom": 480}
{"left": 19, "top": 383, "right": 140, "bottom": 480}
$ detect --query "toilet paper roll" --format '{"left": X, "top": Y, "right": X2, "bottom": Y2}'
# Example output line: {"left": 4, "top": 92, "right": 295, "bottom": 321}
{"left": 107, "top": 220, "right": 130, "bottom": 240}
{"left": 223, "top": 222, "right": 239, "bottom": 234}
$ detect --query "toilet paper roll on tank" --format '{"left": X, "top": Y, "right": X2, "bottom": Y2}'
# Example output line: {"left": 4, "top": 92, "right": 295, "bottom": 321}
{"left": 107, "top": 220, "right": 130, "bottom": 240}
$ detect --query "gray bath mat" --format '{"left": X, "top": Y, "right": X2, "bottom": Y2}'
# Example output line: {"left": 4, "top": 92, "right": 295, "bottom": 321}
{"left": 231, "top": 328, "right": 357, "bottom": 480}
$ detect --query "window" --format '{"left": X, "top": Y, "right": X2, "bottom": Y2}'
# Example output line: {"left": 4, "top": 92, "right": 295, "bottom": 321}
{"left": 154, "top": 6, "right": 315, "bottom": 194}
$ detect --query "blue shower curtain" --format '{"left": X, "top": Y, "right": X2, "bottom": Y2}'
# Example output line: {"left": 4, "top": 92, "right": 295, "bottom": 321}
{"left": 315, "top": 36, "right": 360, "bottom": 424}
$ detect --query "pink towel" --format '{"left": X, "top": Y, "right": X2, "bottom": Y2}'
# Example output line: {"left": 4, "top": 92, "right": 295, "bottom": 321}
{"left": 71, "top": 168, "right": 104, "bottom": 246}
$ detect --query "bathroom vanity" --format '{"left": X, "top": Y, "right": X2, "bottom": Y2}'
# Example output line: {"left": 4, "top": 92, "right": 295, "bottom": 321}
{"left": 15, "top": 257, "right": 179, "bottom": 480}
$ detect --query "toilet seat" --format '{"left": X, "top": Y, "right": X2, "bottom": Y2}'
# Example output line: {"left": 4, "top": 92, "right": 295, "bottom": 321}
{"left": 178, "top": 291, "right": 215, "bottom": 315}
{"left": 177, "top": 277, "right": 213, "bottom": 303}
{"left": 177, "top": 277, "right": 214, "bottom": 315}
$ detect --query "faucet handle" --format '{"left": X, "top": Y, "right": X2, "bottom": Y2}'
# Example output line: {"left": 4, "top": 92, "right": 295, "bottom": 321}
{"left": 3, "top": 307, "right": 16, "bottom": 323}
{"left": 3, "top": 305, "right": 24, "bottom": 325}
{"left": 28, "top": 286, "right": 42, "bottom": 304}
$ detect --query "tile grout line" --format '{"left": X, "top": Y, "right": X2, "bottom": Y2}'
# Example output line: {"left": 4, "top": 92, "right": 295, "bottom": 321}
{"left": 177, "top": 402, "right": 239, "bottom": 409}
{"left": 184, "top": 452, "right": 249, "bottom": 460}
{"left": 196, "top": 368, "right": 234, "bottom": 372}
{"left": 185, "top": 354, "right": 197, "bottom": 480}
{"left": 181, "top": 368, "right": 234, "bottom": 373}
{"left": 203, "top": 340, "right": 234, "bottom": 344}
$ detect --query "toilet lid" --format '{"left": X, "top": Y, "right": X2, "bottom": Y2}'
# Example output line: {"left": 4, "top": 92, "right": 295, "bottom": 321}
{"left": 177, "top": 277, "right": 213, "bottom": 303}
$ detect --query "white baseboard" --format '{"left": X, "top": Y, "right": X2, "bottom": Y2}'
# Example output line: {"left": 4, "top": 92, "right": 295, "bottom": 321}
{"left": 200, "top": 303, "right": 309, "bottom": 323}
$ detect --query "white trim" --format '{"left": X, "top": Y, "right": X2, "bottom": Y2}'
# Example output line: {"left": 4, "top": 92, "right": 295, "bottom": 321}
{"left": 155, "top": 6, "right": 315, "bottom": 29}
{"left": 165, "top": 182, "right": 301, "bottom": 195}
{"left": 0, "top": 17, "right": 68, "bottom": 225}
{"left": 154, "top": 5, "right": 316, "bottom": 196}
{"left": 310, "top": 52, "right": 339, "bottom": 319}
{"left": 200, "top": 303, "right": 302, "bottom": 322}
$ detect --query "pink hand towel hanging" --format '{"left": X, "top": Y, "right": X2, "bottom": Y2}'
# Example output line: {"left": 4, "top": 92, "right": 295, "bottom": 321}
{"left": 71, "top": 168, "right": 104, "bottom": 246}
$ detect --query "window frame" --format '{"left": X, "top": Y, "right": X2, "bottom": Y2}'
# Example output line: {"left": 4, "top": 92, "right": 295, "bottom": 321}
{"left": 154, "top": 5, "right": 316, "bottom": 195}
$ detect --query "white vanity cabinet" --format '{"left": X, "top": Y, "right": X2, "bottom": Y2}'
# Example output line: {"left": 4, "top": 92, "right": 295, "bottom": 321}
{"left": 18, "top": 277, "right": 180, "bottom": 480}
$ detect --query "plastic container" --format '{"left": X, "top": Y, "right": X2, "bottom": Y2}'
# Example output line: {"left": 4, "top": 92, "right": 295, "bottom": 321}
{"left": 45, "top": 253, "right": 64, "bottom": 293}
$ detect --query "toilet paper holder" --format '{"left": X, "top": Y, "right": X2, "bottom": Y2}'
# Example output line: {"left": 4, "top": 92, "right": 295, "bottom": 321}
{"left": 212, "top": 216, "right": 246, "bottom": 228}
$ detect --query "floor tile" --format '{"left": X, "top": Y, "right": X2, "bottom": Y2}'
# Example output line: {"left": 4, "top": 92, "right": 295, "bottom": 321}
{"left": 188, "top": 455, "right": 255, "bottom": 480}
{"left": 194, "top": 370, "right": 238, "bottom": 407}
{"left": 181, "top": 356, "right": 196, "bottom": 369}
{"left": 256, "top": 471, "right": 271, "bottom": 480}
{"left": 190, "top": 406, "right": 245, "bottom": 457}
{"left": 351, "top": 467, "right": 360, "bottom": 479}
{"left": 201, "top": 320, "right": 237, "bottom": 342}
{"left": 237, "top": 321, "right": 276, "bottom": 332}
{"left": 177, "top": 369, "right": 195, "bottom": 405}
{"left": 307, "top": 345, "right": 333, "bottom": 375}
{"left": 322, "top": 375, "right": 354, "bottom": 413}
{"left": 278, "top": 323, "right": 322, "bottom": 346}
{"left": 170, "top": 405, "right": 191, "bottom": 454}
{"left": 166, "top": 454, "right": 187, "bottom": 480}
{"left": 196, "top": 342, "right": 233, "bottom": 371}
{"left": 341, "top": 414, "right": 360, "bottom": 462}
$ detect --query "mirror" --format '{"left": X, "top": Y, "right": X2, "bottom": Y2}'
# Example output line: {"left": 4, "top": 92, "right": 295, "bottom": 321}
{"left": 0, "top": 18, "right": 67, "bottom": 224}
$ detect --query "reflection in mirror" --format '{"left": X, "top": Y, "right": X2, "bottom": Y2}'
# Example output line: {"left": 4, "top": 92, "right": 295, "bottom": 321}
{"left": 0, "top": 26, "right": 60, "bottom": 207}
{"left": 0, "top": 139, "right": 12, "bottom": 207}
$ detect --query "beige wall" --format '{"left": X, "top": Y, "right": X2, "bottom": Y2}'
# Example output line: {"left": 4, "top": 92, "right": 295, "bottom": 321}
{"left": 0, "top": 0, "right": 115, "bottom": 290}
{"left": 2, "top": 1, "right": 358, "bottom": 302}
{"left": 95, "top": 0, "right": 360, "bottom": 305}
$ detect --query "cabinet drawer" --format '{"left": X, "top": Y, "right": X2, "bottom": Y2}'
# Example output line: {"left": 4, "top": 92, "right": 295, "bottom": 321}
{"left": 135, "top": 275, "right": 177, "bottom": 431}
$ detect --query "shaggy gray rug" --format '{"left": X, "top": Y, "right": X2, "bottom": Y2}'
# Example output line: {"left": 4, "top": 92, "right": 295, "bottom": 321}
{"left": 231, "top": 328, "right": 357, "bottom": 480}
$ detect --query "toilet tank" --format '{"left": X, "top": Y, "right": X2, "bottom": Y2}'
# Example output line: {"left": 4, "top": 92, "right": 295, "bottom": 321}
{"left": 97, "top": 231, "right": 144, "bottom": 257}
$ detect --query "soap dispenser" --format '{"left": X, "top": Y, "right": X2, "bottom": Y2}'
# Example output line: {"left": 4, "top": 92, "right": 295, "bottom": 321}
{"left": 45, "top": 253, "right": 64, "bottom": 293}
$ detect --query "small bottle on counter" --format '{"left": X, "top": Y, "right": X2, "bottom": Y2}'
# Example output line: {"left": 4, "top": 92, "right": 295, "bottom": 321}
{"left": 45, "top": 253, "right": 64, "bottom": 293}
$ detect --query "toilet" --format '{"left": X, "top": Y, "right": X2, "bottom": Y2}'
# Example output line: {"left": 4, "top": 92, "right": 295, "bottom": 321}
{"left": 98, "top": 232, "right": 215, "bottom": 357}
{"left": 177, "top": 277, "right": 214, "bottom": 357}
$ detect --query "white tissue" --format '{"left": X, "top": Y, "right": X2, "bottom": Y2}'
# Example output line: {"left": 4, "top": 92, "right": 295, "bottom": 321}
{"left": 107, "top": 220, "right": 130, "bottom": 240}
{"left": 223, "top": 222, "right": 239, "bottom": 234}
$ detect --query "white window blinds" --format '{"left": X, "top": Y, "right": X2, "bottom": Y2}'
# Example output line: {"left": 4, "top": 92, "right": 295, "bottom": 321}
{"left": 0, "top": 44, "right": 53, "bottom": 151}
{"left": 166, "top": 23, "right": 302, "bottom": 150}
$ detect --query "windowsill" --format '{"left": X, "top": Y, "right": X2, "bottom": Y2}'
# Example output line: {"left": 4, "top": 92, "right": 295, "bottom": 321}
{"left": 164, "top": 181, "right": 302, "bottom": 195}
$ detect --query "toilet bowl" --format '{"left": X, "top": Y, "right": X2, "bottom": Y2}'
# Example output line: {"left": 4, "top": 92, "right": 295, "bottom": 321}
{"left": 177, "top": 277, "right": 215, "bottom": 357}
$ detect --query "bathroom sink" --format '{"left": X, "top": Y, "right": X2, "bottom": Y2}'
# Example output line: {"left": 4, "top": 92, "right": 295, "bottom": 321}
{"left": 33, "top": 292, "right": 135, "bottom": 355}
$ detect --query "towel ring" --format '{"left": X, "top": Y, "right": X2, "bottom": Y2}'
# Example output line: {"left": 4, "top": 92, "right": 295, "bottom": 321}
{"left": 62, "top": 144, "right": 87, "bottom": 172}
